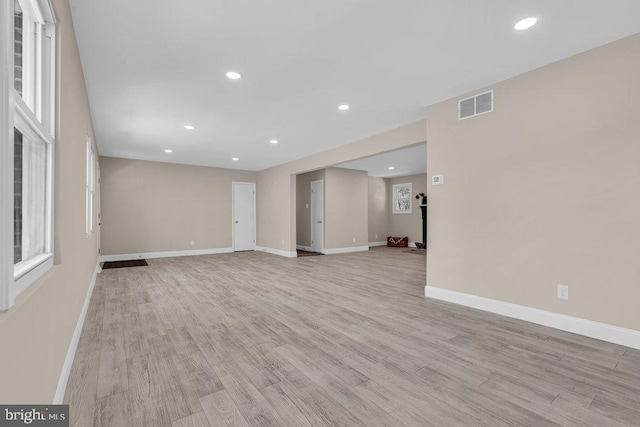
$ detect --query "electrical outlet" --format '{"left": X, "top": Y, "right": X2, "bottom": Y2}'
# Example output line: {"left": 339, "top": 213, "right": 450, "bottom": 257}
{"left": 190, "top": 240, "right": 195, "bottom": 246}
{"left": 305, "top": 204, "right": 309, "bottom": 209}
{"left": 557, "top": 285, "right": 569, "bottom": 300}
{"left": 282, "top": 239, "right": 285, "bottom": 245}
{"left": 352, "top": 237, "right": 356, "bottom": 243}
{"left": 375, "top": 234, "right": 378, "bottom": 239}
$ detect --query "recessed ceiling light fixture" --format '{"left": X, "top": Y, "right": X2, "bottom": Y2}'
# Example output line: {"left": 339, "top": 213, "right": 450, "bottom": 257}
{"left": 184, "top": 125, "right": 195, "bottom": 130}
{"left": 232, "top": 157, "right": 239, "bottom": 161}
{"left": 269, "top": 139, "right": 278, "bottom": 144}
{"left": 514, "top": 17, "right": 538, "bottom": 31}
{"left": 164, "top": 149, "right": 173, "bottom": 153}
{"left": 338, "top": 104, "right": 350, "bottom": 111}
{"left": 388, "top": 166, "right": 395, "bottom": 170}
{"left": 226, "top": 71, "right": 242, "bottom": 80}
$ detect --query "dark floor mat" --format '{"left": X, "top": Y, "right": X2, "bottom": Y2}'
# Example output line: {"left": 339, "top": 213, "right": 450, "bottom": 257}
{"left": 102, "top": 259, "right": 149, "bottom": 269}
{"left": 297, "top": 250, "right": 324, "bottom": 257}
{"left": 403, "top": 249, "right": 426, "bottom": 255}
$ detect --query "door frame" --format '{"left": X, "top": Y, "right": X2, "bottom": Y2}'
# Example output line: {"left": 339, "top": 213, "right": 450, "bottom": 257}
{"left": 232, "top": 182, "right": 256, "bottom": 252}
{"left": 310, "top": 179, "right": 324, "bottom": 253}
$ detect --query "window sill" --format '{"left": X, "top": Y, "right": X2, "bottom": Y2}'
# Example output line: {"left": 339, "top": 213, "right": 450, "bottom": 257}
{"left": 14, "top": 253, "right": 54, "bottom": 296}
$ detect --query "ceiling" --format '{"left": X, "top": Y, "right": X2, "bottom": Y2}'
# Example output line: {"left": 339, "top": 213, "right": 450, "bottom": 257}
{"left": 335, "top": 144, "right": 426, "bottom": 178}
{"left": 69, "top": 1, "right": 640, "bottom": 171}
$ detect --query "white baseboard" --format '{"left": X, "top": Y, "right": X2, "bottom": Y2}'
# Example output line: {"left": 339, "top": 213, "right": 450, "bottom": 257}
{"left": 425, "top": 286, "right": 640, "bottom": 350}
{"left": 296, "top": 245, "right": 312, "bottom": 251}
{"left": 99, "top": 247, "right": 233, "bottom": 262}
{"left": 53, "top": 263, "right": 101, "bottom": 404}
{"left": 255, "top": 246, "right": 297, "bottom": 258}
{"left": 322, "top": 246, "right": 369, "bottom": 255}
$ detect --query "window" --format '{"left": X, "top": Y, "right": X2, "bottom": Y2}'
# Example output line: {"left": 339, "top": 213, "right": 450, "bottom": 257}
{"left": 392, "top": 183, "right": 412, "bottom": 214}
{"left": 1, "top": 0, "right": 56, "bottom": 309}
{"left": 86, "top": 137, "right": 94, "bottom": 235}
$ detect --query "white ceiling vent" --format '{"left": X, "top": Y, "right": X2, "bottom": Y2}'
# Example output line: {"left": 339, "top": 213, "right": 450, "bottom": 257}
{"left": 458, "top": 90, "right": 494, "bottom": 120}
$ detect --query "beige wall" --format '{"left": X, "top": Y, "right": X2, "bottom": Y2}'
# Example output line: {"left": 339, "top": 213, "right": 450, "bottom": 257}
{"left": 100, "top": 157, "right": 257, "bottom": 255}
{"left": 296, "top": 169, "right": 325, "bottom": 248}
{"left": 426, "top": 33, "right": 640, "bottom": 331}
{"left": 368, "top": 177, "right": 388, "bottom": 243}
{"left": 0, "top": 0, "right": 99, "bottom": 402}
{"left": 257, "top": 121, "right": 427, "bottom": 253}
{"left": 388, "top": 173, "right": 427, "bottom": 244}
{"left": 324, "top": 168, "right": 368, "bottom": 249}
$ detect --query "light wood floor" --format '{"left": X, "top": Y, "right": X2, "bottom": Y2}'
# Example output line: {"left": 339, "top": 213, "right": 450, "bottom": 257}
{"left": 65, "top": 248, "right": 640, "bottom": 426}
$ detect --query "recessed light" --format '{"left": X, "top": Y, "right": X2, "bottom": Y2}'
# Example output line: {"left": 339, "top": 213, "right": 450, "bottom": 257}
{"left": 514, "top": 17, "right": 538, "bottom": 31}
{"left": 164, "top": 149, "right": 173, "bottom": 153}
{"left": 232, "top": 157, "right": 239, "bottom": 161}
{"left": 388, "top": 166, "right": 395, "bottom": 170}
{"left": 226, "top": 71, "right": 242, "bottom": 80}
{"left": 269, "top": 139, "right": 278, "bottom": 144}
{"left": 338, "top": 104, "right": 350, "bottom": 111}
{"left": 184, "top": 125, "right": 195, "bottom": 130}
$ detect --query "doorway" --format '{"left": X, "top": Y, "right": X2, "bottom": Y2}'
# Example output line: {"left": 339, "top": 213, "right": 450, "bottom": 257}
{"left": 310, "top": 180, "right": 324, "bottom": 253}
{"left": 233, "top": 182, "right": 256, "bottom": 251}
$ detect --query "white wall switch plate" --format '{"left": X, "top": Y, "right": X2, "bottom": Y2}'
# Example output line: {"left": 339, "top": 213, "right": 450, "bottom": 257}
{"left": 432, "top": 174, "right": 444, "bottom": 185}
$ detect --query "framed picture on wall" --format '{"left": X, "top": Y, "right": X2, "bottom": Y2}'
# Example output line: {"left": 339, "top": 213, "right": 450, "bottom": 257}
{"left": 392, "top": 183, "right": 412, "bottom": 214}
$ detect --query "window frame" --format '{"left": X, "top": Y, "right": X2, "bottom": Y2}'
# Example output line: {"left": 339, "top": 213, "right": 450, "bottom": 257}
{"left": 392, "top": 182, "right": 412, "bottom": 215}
{"left": 86, "top": 135, "right": 94, "bottom": 235}
{"left": 1, "top": 0, "right": 56, "bottom": 310}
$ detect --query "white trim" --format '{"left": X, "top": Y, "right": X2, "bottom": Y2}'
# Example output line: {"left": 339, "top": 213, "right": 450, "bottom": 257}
{"left": 36, "top": 0, "right": 56, "bottom": 24}
{"left": 85, "top": 135, "right": 94, "bottom": 235}
{"left": 296, "top": 245, "right": 312, "bottom": 251}
{"left": 255, "top": 245, "right": 297, "bottom": 258}
{"left": 5, "top": 0, "right": 56, "bottom": 305}
{"left": 99, "top": 247, "right": 233, "bottom": 262}
{"left": 53, "top": 263, "right": 101, "bottom": 404}
{"left": 15, "top": 96, "right": 54, "bottom": 146}
{"left": 13, "top": 252, "right": 52, "bottom": 292}
{"left": 310, "top": 179, "right": 324, "bottom": 253}
{"left": 425, "top": 286, "right": 640, "bottom": 350}
{"left": 368, "top": 241, "right": 387, "bottom": 247}
{"left": 0, "top": 0, "right": 14, "bottom": 310}
{"left": 19, "top": 0, "right": 44, "bottom": 26}
{"left": 322, "top": 246, "right": 369, "bottom": 255}
{"left": 232, "top": 182, "right": 256, "bottom": 252}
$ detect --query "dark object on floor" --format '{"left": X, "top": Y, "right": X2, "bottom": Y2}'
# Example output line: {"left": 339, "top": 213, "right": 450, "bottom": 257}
{"left": 414, "top": 242, "right": 426, "bottom": 249}
{"left": 403, "top": 249, "right": 426, "bottom": 255}
{"left": 387, "top": 236, "right": 408, "bottom": 247}
{"left": 297, "top": 250, "right": 324, "bottom": 257}
{"left": 102, "top": 259, "right": 149, "bottom": 269}
{"left": 416, "top": 193, "right": 428, "bottom": 248}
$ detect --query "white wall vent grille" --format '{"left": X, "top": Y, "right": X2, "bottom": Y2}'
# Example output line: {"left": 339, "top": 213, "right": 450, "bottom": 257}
{"left": 458, "top": 90, "right": 494, "bottom": 120}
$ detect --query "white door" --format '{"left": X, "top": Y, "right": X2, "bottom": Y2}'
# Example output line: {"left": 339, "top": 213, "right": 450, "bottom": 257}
{"left": 233, "top": 183, "right": 255, "bottom": 251}
{"left": 311, "top": 180, "right": 323, "bottom": 253}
